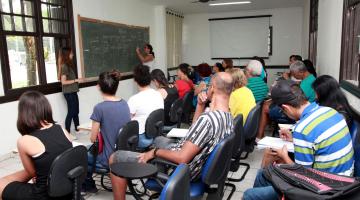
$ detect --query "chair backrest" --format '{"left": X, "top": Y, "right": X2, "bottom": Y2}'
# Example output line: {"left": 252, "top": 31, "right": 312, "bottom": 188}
{"left": 159, "top": 164, "right": 190, "bottom": 200}
{"left": 169, "top": 98, "right": 183, "bottom": 128}
{"left": 48, "top": 146, "right": 87, "bottom": 197}
{"left": 181, "top": 91, "right": 194, "bottom": 124}
{"left": 351, "top": 120, "right": 360, "bottom": 176}
{"left": 116, "top": 120, "right": 139, "bottom": 151}
{"left": 243, "top": 102, "right": 262, "bottom": 141}
{"left": 232, "top": 114, "right": 244, "bottom": 158}
{"left": 145, "top": 109, "right": 164, "bottom": 138}
{"left": 201, "top": 133, "right": 235, "bottom": 185}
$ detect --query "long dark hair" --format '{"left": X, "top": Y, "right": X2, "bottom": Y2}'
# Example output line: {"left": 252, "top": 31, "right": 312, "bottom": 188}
{"left": 151, "top": 69, "right": 168, "bottom": 88}
{"left": 145, "top": 43, "right": 155, "bottom": 58}
{"left": 303, "top": 59, "right": 317, "bottom": 77}
{"left": 178, "top": 63, "right": 190, "bottom": 78}
{"left": 17, "top": 91, "right": 55, "bottom": 135}
{"left": 58, "top": 47, "right": 73, "bottom": 67}
{"left": 312, "top": 75, "right": 352, "bottom": 118}
{"left": 98, "top": 70, "right": 121, "bottom": 95}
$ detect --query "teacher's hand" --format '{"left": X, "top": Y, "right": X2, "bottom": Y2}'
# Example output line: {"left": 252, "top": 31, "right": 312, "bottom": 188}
{"left": 136, "top": 47, "right": 141, "bottom": 54}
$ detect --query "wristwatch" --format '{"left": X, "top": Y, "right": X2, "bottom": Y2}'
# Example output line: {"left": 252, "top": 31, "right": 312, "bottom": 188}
{"left": 153, "top": 147, "right": 159, "bottom": 157}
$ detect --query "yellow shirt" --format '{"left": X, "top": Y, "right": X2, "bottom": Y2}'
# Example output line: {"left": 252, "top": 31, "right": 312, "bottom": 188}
{"left": 229, "top": 86, "right": 256, "bottom": 124}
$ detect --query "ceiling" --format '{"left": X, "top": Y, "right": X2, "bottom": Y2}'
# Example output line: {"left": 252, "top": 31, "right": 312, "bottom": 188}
{"left": 140, "top": 0, "right": 305, "bottom": 14}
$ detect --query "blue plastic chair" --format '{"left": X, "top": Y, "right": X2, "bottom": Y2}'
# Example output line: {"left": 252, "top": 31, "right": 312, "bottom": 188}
{"left": 159, "top": 164, "right": 190, "bottom": 200}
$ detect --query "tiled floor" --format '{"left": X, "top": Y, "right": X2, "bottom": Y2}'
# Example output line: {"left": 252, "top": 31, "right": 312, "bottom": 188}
{"left": 0, "top": 130, "right": 265, "bottom": 200}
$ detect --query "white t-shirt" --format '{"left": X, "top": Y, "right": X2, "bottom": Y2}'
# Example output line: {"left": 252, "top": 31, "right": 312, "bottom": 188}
{"left": 128, "top": 88, "right": 164, "bottom": 134}
{"left": 143, "top": 59, "right": 155, "bottom": 71}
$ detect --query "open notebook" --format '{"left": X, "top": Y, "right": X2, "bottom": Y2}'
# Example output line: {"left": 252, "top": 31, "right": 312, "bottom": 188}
{"left": 167, "top": 128, "right": 188, "bottom": 138}
{"left": 257, "top": 136, "right": 294, "bottom": 153}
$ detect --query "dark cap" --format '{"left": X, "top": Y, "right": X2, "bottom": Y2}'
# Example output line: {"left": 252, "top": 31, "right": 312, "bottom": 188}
{"left": 270, "top": 80, "right": 298, "bottom": 106}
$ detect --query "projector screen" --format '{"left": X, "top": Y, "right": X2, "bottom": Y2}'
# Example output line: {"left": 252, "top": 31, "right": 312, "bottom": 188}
{"left": 209, "top": 16, "right": 270, "bottom": 58}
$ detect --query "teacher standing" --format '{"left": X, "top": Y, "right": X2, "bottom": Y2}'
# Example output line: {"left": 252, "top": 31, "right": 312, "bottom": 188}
{"left": 136, "top": 44, "right": 155, "bottom": 70}
{"left": 58, "top": 47, "right": 82, "bottom": 133}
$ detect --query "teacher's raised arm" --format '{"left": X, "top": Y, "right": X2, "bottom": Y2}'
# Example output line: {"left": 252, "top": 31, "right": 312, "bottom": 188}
{"left": 136, "top": 43, "right": 155, "bottom": 70}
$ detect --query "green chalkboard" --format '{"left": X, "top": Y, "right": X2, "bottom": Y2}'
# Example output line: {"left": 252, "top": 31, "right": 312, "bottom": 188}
{"left": 79, "top": 16, "right": 149, "bottom": 78}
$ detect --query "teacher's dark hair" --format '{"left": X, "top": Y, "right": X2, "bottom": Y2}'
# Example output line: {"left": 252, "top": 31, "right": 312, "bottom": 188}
{"left": 145, "top": 43, "right": 155, "bottom": 58}
{"left": 151, "top": 69, "right": 168, "bottom": 87}
{"left": 59, "top": 47, "right": 73, "bottom": 68}
{"left": 98, "top": 70, "right": 121, "bottom": 95}
{"left": 17, "top": 91, "right": 55, "bottom": 136}
{"left": 134, "top": 65, "right": 151, "bottom": 87}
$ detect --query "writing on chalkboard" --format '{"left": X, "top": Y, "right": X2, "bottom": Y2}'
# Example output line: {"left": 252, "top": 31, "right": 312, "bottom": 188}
{"left": 78, "top": 16, "right": 150, "bottom": 78}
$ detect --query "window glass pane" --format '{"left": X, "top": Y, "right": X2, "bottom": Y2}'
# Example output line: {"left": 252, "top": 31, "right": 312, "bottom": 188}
{"left": 44, "top": 20, "right": 66, "bottom": 34}
{"left": 23, "top": 0, "right": 34, "bottom": 16}
{"left": 6, "top": 36, "right": 39, "bottom": 89}
{"left": 13, "top": 16, "right": 24, "bottom": 31}
{"left": 2, "top": 14, "right": 12, "bottom": 31}
{"left": 12, "top": 0, "right": 21, "bottom": 14}
{"left": 25, "top": 17, "right": 35, "bottom": 32}
{"left": 41, "top": 4, "right": 48, "bottom": 18}
{"left": 43, "top": 18, "right": 49, "bottom": 32}
{"left": 43, "top": 37, "right": 58, "bottom": 83}
{"left": 1, "top": 0, "right": 11, "bottom": 13}
{"left": 50, "top": 5, "right": 66, "bottom": 19}
{"left": 41, "top": 0, "right": 64, "bottom": 6}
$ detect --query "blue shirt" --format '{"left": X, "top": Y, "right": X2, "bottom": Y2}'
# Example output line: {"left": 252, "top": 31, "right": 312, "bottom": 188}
{"left": 293, "top": 102, "right": 354, "bottom": 176}
{"left": 91, "top": 100, "right": 131, "bottom": 167}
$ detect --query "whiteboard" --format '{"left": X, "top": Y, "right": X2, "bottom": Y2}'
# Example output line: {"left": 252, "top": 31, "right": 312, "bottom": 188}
{"left": 209, "top": 17, "right": 270, "bottom": 58}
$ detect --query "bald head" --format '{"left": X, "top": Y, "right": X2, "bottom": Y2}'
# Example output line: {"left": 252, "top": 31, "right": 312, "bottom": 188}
{"left": 212, "top": 72, "right": 234, "bottom": 96}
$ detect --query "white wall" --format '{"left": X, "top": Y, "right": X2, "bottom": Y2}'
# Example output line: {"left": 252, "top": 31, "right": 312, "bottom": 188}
{"left": 182, "top": 7, "right": 304, "bottom": 66}
{"left": 316, "top": 0, "right": 344, "bottom": 79}
{"left": 0, "top": 0, "right": 165, "bottom": 157}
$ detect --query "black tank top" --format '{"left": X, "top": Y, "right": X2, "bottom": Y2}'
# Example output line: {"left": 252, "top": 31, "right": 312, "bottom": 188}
{"left": 31, "top": 124, "right": 72, "bottom": 195}
{"left": 163, "top": 87, "right": 179, "bottom": 126}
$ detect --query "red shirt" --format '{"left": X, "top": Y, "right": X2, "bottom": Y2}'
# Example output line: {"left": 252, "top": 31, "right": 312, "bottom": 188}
{"left": 175, "top": 79, "right": 194, "bottom": 99}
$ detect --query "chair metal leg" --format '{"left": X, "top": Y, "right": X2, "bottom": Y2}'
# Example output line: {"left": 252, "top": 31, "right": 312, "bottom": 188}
{"left": 225, "top": 182, "right": 236, "bottom": 200}
{"left": 73, "top": 177, "right": 81, "bottom": 200}
{"left": 228, "top": 162, "right": 250, "bottom": 182}
{"left": 101, "top": 174, "right": 112, "bottom": 191}
{"left": 240, "top": 152, "right": 249, "bottom": 160}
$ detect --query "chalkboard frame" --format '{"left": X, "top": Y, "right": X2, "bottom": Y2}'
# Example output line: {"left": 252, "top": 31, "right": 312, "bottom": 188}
{"left": 77, "top": 15, "right": 150, "bottom": 79}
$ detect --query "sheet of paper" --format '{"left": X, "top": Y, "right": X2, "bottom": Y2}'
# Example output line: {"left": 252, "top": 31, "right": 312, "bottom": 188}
{"left": 278, "top": 124, "right": 294, "bottom": 131}
{"left": 166, "top": 128, "right": 188, "bottom": 138}
{"left": 257, "top": 136, "right": 294, "bottom": 153}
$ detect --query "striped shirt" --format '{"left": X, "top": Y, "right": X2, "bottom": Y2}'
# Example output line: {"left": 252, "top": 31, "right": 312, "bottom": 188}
{"left": 247, "top": 77, "right": 269, "bottom": 103}
{"left": 170, "top": 110, "right": 233, "bottom": 180}
{"left": 293, "top": 102, "right": 354, "bottom": 176}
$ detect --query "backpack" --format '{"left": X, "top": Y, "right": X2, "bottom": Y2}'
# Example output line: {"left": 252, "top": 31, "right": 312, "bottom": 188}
{"left": 264, "top": 163, "right": 360, "bottom": 200}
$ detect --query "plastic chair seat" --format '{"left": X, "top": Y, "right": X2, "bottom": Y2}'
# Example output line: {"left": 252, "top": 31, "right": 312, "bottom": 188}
{"left": 95, "top": 167, "right": 109, "bottom": 174}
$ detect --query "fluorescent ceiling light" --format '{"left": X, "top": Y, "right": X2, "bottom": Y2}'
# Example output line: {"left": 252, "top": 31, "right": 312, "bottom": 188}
{"left": 209, "top": 1, "right": 251, "bottom": 6}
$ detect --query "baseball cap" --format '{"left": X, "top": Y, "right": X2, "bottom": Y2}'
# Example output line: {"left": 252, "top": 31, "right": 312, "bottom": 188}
{"left": 270, "top": 80, "right": 298, "bottom": 106}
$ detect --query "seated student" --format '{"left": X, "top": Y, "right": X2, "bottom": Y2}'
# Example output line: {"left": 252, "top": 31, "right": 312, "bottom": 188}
{"left": 243, "top": 80, "right": 354, "bottom": 200}
{"left": 193, "top": 63, "right": 212, "bottom": 106}
{"left": 82, "top": 70, "right": 131, "bottom": 193}
{"left": 0, "top": 91, "right": 73, "bottom": 200}
{"left": 129, "top": 65, "right": 164, "bottom": 148}
{"left": 245, "top": 60, "right": 269, "bottom": 103}
{"left": 151, "top": 69, "right": 179, "bottom": 126}
{"left": 109, "top": 72, "right": 234, "bottom": 200}
{"left": 282, "top": 55, "right": 303, "bottom": 80}
{"left": 175, "top": 63, "right": 194, "bottom": 99}
{"left": 212, "top": 62, "right": 225, "bottom": 73}
{"left": 252, "top": 56, "right": 268, "bottom": 83}
{"left": 312, "top": 75, "right": 353, "bottom": 128}
{"left": 289, "top": 61, "right": 316, "bottom": 102}
{"left": 222, "top": 58, "right": 234, "bottom": 71}
{"left": 228, "top": 68, "right": 256, "bottom": 123}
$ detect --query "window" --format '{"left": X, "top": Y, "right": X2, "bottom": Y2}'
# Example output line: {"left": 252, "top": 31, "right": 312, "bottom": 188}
{"left": 309, "top": 0, "right": 318, "bottom": 65}
{"left": 0, "top": 0, "right": 75, "bottom": 101}
{"left": 340, "top": 0, "right": 360, "bottom": 88}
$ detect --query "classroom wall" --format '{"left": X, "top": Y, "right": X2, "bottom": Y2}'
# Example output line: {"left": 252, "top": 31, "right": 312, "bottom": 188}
{"left": 316, "top": 0, "right": 360, "bottom": 113}
{"left": 0, "top": 0, "right": 165, "bottom": 157}
{"left": 182, "top": 7, "right": 305, "bottom": 66}
{"left": 316, "top": 0, "right": 344, "bottom": 79}
{"left": 302, "top": 0, "right": 310, "bottom": 59}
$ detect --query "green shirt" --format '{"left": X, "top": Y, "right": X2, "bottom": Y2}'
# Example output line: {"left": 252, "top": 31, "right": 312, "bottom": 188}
{"left": 247, "top": 77, "right": 269, "bottom": 103}
{"left": 61, "top": 64, "right": 79, "bottom": 94}
{"left": 300, "top": 74, "right": 316, "bottom": 102}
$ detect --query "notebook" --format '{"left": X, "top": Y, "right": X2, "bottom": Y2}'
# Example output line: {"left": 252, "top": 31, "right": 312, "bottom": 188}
{"left": 257, "top": 136, "right": 294, "bottom": 153}
{"left": 167, "top": 128, "right": 188, "bottom": 138}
